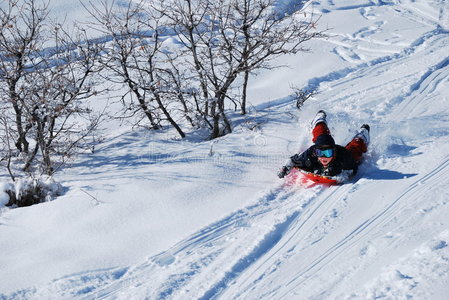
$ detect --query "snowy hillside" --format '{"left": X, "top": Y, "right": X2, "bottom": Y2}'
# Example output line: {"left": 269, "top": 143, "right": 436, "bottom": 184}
{"left": 1, "top": 0, "right": 449, "bottom": 299}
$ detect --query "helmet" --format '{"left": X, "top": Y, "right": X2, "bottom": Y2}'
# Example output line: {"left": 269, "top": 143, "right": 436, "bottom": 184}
{"left": 314, "top": 134, "right": 335, "bottom": 148}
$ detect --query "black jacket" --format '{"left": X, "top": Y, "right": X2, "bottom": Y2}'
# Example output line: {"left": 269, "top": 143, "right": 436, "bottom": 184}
{"left": 290, "top": 145, "right": 358, "bottom": 177}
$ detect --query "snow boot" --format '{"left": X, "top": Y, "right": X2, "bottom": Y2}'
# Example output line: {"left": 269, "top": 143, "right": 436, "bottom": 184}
{"left": 311, "top": 110, "right": 327, "bottom": 128}
{"left": 354, "top": 124, "right": 370, "bottom": 145}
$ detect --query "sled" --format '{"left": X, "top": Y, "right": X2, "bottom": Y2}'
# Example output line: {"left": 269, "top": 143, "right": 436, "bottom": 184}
{"left": 298, "top": 170, "right": 338, "bottom": 185}
{"left": 285, "top": 168, "right": 339, "bottom": 187}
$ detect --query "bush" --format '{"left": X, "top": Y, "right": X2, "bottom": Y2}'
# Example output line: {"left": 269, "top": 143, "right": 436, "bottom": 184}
{"left": 1, "top": 177, "right": 64, "bottom": 208}
{"left": 292, "top": 87, "right": 318, "bottom": 109}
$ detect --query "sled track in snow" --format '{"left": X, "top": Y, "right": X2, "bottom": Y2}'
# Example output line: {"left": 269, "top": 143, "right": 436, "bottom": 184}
{"left": 218, "top": 158, "right": 449, "bottom": 299}
{"left": 5, "top": 158, "right": 449, "bottom": 300}
{"left": 197, "top": 210, "right": 301, "bottom": 300}
{"left": 391, "top": 53, "right": 449, "bottom": 120}
{"left": 149, "top": 180, "right": 361, "bottom": 299}
{"left": 66, "top": 184, "right": 321, "bottom": 299}
{"left": 154, "top": 185, "right": 319, "bottom": 300}
{"left": 241, "top": 184, "right": 350, "bottom": 278}
{"left": 272, "top": 156, "right": 449, "bottom": 299}
{"left": 152, "top": 187, "right": 299, "bottom": 299}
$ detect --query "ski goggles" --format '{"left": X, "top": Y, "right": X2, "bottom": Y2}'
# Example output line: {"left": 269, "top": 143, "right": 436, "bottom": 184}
{"left": 315, "top": 147, "right": 334, "bottom": 158}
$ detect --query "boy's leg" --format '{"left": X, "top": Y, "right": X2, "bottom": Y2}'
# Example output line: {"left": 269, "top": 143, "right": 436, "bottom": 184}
{"left": 311, "top": 110, "right": 330, "bottom": 142}
{"left": 312, "top": 123, "right": 330, "bottom": 142}
{"left": 345, "top": 139, "right": 367, "bottom": 163}
{"left": 345, "top": 124, "right": 370, "bottom": 163}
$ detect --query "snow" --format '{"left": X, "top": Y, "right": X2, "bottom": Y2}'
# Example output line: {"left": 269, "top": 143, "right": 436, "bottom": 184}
{"left": 0, "top": 182, "right": 11, "bottom": 207}
{"left": 1, "top": 0, "right": 449, "bottom": 299}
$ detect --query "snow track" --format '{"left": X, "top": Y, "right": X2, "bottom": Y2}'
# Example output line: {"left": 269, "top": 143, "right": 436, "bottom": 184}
{"left": 220, "top": 156, "right": 449, "bottom": 299}
{"left": 0, "top": 185, "right": 321, "bottom": 299}
{"left": 74, "top": 186, "right": 322, "bottom": 299}
{"left": 6, "top": 152, "right": 448, "bottom": 299}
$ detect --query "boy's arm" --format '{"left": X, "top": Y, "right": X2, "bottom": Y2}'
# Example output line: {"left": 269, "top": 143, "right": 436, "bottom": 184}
{"left": 278, "top": 147, "right": 314, "bottom": 178}
{"left": 334, "top": 148, "right": 359, "bottom": 182}
{"left": 291, "top": 147, "right": 315, "bottom": 171}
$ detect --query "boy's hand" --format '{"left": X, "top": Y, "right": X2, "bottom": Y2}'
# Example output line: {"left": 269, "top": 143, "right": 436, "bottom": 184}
{"left": 278, "top": 166, "right": 290, "bottom": 178}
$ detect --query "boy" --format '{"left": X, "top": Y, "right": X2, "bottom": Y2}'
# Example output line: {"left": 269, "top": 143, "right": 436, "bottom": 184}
{"left": 278, "top": 110, "right": 370, "bottom": 182}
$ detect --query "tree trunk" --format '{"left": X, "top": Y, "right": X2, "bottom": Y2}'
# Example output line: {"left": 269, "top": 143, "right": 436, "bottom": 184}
{"left": 10, "top": 84, "right": 29, "bottom": 153}
{"left": 153, "top": 91, "right": 186, "bottom": 138}
{"left": 185, "top": 0, "right": 209, "bottom": 115}
{"left": 127, "top": 80, "right": 159, "bottom": 129}
{"left": 209, "top": 92, "right": 232, "bottom": 139}
{"left": 241, "top": 69, "right": 249, "bottom": 115}
{"left": 35, "top": 119, "right": 53, "bottom": 175}
{"left": 23, "top": 143, "right": 39, "bottom": 173}
{"left": 209, "top": 100, "right": 220, "bottom": 139}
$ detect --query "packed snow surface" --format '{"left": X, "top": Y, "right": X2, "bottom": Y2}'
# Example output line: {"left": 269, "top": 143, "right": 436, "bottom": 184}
{"left": 1, "top": 0, "right": 449, "bottom": 299}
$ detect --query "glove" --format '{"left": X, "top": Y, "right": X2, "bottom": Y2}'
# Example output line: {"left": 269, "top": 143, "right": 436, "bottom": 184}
{"left": 334, "top": 169, "right": 353, "bottom": 183}
{"left": 277, "top": 166, "right": 290, "bottom": 179}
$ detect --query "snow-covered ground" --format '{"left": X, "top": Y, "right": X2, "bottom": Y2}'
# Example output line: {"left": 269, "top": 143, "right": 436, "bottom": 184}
{"left": 1, "top": 0, "right": 449, "bottom": 299}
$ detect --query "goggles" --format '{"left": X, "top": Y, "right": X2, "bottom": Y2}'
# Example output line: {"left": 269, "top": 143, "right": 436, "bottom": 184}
{"left": 315, "top": 147, "right": 334, "bottom": 158}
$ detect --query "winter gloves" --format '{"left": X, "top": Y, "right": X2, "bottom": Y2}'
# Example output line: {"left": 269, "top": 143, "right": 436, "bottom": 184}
{"left": 277, "top": 165, "right": 291, "bottom": 178}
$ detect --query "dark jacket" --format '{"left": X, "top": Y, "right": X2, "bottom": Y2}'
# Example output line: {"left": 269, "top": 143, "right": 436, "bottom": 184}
{"left": 290, "top": 145, "right": 358, "bottom": 177}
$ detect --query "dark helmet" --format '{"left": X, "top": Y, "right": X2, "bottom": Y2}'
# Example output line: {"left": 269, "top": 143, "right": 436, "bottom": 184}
{"left": 314, "top": 134, "right": 335, "bottom": 148}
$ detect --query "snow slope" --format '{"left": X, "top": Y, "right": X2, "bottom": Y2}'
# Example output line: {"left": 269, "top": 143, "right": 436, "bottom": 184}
{"left": 1, "top": 0, "right": 449, "bottom": 299}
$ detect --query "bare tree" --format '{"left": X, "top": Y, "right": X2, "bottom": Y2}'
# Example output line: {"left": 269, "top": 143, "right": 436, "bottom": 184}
{"left": 84, "top": 0, "right": 187, "bottom": 138}
{"left": 153, "top": 0, "right": 324, "bottom": 138}
{"left": 153, "top": 0, "right": 211, "bottom": 115}
{"left": 292, "top": 86, "right": 318, "bottom": 109}
{"left": 0, "top": 0, "right": 49, "bottom": 154}
{"left": 0, "top": 0, "right": 104, "bottom": 178}
{"left": 154, "top": 0, "right": 234, "bottom": 138}
{"left": 220, "top": 0, "right": 324, "bottom": 115}
{"left": 0, "top": 115, "right": 16, "bottom": 182}
{"left": 20, "top": 25, "right": 104, "bottom": 175}
{"left": 84, "top": 0, "right": 160, "bottom": 130}
{"left": 134, "top": 13, "right": 187, "bottom": 138}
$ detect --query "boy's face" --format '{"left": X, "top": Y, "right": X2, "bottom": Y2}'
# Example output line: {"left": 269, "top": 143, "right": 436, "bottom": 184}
{"left": 315, "top": 147, "right": 335, "bottom": 167}
{"left": 318, "top": 156, "right": 334, "bottom": 167}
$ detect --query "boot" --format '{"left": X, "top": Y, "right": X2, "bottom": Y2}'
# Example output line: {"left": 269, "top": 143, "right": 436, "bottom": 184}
{"left": 354, "top": 124, "right": 370, "bottom": 145}
{"left": 311, "top": 110, "right": 327, "bottom": 128}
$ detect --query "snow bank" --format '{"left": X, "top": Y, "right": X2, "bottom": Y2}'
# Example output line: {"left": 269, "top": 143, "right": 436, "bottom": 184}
{"left": 0, "top": 177, "right": 64, "bottom": 208}
{"left": 0, "top": 182, "right": 13, "bottom": 207}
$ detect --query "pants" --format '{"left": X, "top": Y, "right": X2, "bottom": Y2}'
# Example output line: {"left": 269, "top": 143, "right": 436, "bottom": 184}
{"left": 312, "top": 123, "right": 367, "bottom": 163}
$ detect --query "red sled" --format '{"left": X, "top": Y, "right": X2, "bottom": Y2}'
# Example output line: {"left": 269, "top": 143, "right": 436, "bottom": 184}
{"left": 286, "top": 168, "right": 339, "bottom": 187}
{"left": 299, "top": 170, "right": 338, "bottom": 185}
